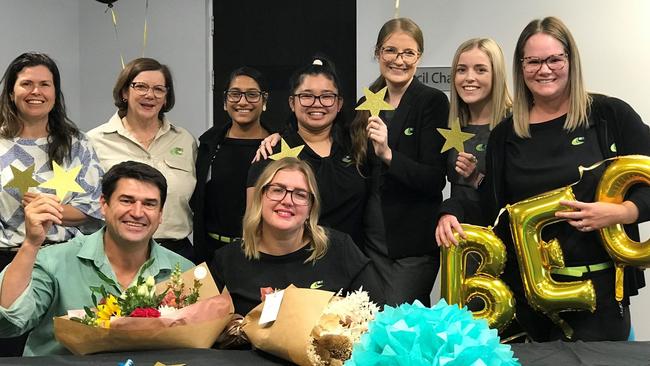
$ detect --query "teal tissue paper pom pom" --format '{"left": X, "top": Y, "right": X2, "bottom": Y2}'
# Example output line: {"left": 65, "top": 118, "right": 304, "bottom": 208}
{"left": 345, "top": 299, "right": 520, "bottom": 366}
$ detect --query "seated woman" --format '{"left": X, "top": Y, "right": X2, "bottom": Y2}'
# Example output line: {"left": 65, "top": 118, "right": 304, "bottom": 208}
{"left": 88, "top": 58, "right": 197, "bottom": 260}
{"left": 210, "top": 157, "right": 384, "bottom": 315}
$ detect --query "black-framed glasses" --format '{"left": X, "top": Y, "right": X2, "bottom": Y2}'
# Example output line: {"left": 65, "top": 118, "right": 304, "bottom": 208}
{"left": 521, "top": 53, "right": 568, "bottom": 74}
{"left": 224, "top": 89, "right": 266, "bottom": 103}
{"left": 291, "top": 93, "right": 339, "bottom": 107}
{"left": 263, "top": 184, "right": 312, "bottom": 206}
{"left": 380, "top": 46, "right": 420, "bottom": 64}
{"left": 130, "top": 82, "right": 168, "bottom": 98}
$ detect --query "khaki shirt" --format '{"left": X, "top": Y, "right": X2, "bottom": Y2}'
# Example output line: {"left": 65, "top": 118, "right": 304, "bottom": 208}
{"left": 87, "top": 112, "right": 197, "bottom": 240}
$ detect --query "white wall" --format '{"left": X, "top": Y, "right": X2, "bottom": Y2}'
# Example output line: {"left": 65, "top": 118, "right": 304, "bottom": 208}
{"left": 357, "top": 0, "right": 650, "bottom": 340}
{"left": 0, "top": 0, "right": 81, "bottom": 123}
{"left": 77, "top": 0, "right": 211, "bottom": 137}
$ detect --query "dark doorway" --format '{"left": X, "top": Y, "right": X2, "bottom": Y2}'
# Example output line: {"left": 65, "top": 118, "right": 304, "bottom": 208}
{"left": 213, "top": 0, "right": 357, "bottom": 132}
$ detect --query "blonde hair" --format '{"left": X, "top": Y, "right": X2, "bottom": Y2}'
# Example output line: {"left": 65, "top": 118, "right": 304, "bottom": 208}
{"left": 449, "top": 38, "right": 512, "bottom": 130}
{"left": 351, "top": 17, "right": 424, "bottom": 168}
{"left": 242, "top": 157, "right": 328, "bottom": 263}
{"left": 512, "top": 16, "right": 591, "bottom": 138}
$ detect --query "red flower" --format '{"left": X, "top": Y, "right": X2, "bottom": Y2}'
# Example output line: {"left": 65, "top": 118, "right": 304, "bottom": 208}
{"left": 130, "top": 307, "right": 161, "bottom": 318}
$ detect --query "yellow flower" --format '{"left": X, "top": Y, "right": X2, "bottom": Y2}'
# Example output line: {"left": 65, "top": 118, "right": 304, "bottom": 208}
{"left": 96, "top": 294, "right": 121, "bottom": 328}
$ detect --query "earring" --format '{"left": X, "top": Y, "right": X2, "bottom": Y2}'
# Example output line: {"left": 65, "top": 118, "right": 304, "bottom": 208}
{"left": 122, "top": 98, "right": 127, "bottom": 103}
{"left": 262, "top": 104, "right": 267, "bottom": 111}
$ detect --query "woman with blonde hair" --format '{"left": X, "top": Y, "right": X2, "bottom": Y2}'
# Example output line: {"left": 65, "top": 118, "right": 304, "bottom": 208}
{"left": 437, "top": 17, "right": 650, "bottom": 341}
{"left": 445, "top": 37, "right": 512, "bottom": 201}
{"left": 211, "top": 157, "right": 383, "bottom": 315}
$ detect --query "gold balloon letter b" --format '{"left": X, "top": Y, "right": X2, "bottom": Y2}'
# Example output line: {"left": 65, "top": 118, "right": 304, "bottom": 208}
{"left": 441, "top": 224, "right": 515, "bottom": 331}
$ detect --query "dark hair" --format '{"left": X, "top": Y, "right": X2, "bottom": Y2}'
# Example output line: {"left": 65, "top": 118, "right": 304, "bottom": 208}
{"left": 113, "top": 58, "right": 175, "bottom": 120}
{"left": 101, "top": 161, "right": 168, "bottom": 207}
{"left": 286, "top": 55, "right": 345, "bottom": 131}
{"left": 223, "top": 66, "right": 269, "bottom": 95}
{"left": 288, "top": 55, "right": 342, "bottom": 96}
{"left": 0, "top": 52, "right": 80, "bottom": 165}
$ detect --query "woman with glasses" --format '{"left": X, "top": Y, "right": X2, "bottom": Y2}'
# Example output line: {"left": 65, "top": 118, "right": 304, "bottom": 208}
{"left": 192, "top": 67, "right": 271, "bottom": 264}
{"left": 211, "top": 157, "right": 383, "bottom": 315}
{"left": 88, "top": 58, "right": 197, "bottom": 260}
{"left": 348, "top": 18, "right": 449, "bottom": 307}
{"left": 248, "top": 57, "right": 369, "bottom": 249}
{"left": 437, "top": 17, "right": 649, "bottom": 341}
{"left": 0, "top": 52, "right": 104, "bottom": 356}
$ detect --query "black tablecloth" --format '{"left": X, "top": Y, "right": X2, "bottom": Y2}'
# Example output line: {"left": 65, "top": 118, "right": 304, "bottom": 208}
{"left": 0, "top": 342, "right": 649, "bottom": 366}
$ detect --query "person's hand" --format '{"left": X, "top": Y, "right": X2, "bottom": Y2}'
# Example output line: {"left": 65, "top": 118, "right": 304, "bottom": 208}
{"left": 22, "top": 191, "right": 40, "bottom": 207}
{"left": 556, "top": 200, "right": 639, "bottom": 232}
{"left": 366, "top": 116, "right": 392, "bottom": 164}
{"left": 23, "top": 193, "right": 63, "bottom": 248}
{"left": 456, "top": 152, "right": 478, "bottom": 178}
{"left": 435, "top": 214, "right": 466, "bottom": 248}
{"left": 252, "top": 133, "right": 281, "bottom": 162}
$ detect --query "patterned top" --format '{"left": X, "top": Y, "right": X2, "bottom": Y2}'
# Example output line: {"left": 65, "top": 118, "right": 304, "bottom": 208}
{"left": 0, "top": 134, "right": 104, "bottom": 248}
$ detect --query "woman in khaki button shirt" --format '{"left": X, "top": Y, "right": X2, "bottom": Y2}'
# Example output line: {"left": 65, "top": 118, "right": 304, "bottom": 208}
{"left": 88, "top": 58, "right": 197, "bottom": 260}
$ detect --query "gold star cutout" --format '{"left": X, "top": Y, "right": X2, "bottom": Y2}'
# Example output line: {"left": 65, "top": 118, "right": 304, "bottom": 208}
{"left": 436, "top": 118, "right": 475, "bottom": 153}
{"left": 269, "top": 138, "right": 304, "bottom": 161}
{"left": 355, "top": 86, "right": 395, "bottom": 117}
{"left": 4, "top": 164, "right": 39, "bottom": 196}
{"left": 38, "top": 161, "right": 85, "bottom": 200}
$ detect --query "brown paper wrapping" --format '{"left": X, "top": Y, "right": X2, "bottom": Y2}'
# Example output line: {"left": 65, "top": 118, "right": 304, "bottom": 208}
{"left": 242, "top": 285, "right": 335, "bottom": 366}
{"left": 54, "top": 263, "right": 234, "bottom": 355}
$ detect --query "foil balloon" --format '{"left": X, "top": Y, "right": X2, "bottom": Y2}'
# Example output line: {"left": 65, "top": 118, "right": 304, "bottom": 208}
{"left": 441, "top": 224, "right": 515, "bottom": 331}
{"left": 507, "top": 186, "right": 596, "bottom": 339}
{"left": 596, "top": 155, "right": 650, "bottom": 301}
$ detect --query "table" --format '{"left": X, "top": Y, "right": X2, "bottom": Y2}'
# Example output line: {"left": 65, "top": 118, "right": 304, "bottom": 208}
{"left": 1, "top": 341, "right": 649, "bottom": 365}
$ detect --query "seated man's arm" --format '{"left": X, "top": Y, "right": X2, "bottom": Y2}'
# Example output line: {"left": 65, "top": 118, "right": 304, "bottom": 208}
{"left": 0, "top": 194, "right": 62, "bottom": 308}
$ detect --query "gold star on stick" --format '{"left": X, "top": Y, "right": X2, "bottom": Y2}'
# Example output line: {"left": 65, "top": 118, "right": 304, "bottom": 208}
{"left": 4, "top": 164, "right": 39, "bottom": 196}
{"left": 436, "top": 118, "right": 475, "bottom": 153}
{"left": 38, "top": 161, "right": 85, "bottom": 200}
{"left": 355, "top": 86, "right": 395, "bottom": 117}
{"left": 269, "top": 138, "right": 304, "bottom": 161}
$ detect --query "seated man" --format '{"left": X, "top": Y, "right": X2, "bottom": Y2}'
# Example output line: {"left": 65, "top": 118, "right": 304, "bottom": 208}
{"left": 0, "top": 161, "right": 194, "bottom": 356}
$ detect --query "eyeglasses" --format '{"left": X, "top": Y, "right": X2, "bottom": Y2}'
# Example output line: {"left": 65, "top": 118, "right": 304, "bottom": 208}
{"left": 225, "top": 90, "right": 266, "bottom": 103}
{"left": 521, "top": 53, "right": 568, "bottom": 74}
{"left": 130, "top": 82, "right": 168, "bottom": 98}
{"left": 380, "top": 46, "right": 420, "bottom": 64}
{"left": 263, "top": 184, "right": 312, "bottom": 206}
{"left": 292, "top": 93, "right": 339, "bottom": 107}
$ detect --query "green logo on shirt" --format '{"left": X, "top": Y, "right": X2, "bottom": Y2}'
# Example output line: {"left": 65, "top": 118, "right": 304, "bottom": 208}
{"left": 475, "top": 143, "right": 487, "bottom": 152}
{"left": 610, "top": 143, "right": 617, "bottom": 153}
{"left": 310, "top": 280, "right": 324, "bottom": 289}
{"left": 404, "top": 127, "right": 414, "bottom": 136}
{"left": 571, "top": 137, "right": 585, "bottom": 146}
{"left": 170, "top": 147, "right": 184, "bottom": 156}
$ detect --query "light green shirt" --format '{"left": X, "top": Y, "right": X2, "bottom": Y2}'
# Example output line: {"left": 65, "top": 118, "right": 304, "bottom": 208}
{"left": 87, "top": 112, "right": 198, "bottom": 240}
{"left": 0, "top": 228, "right": 194, "bottom": 356}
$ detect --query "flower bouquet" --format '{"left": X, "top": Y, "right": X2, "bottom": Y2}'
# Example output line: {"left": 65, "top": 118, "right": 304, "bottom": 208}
{"left": 53, "top": 261, "right": 234, "bottom": 355}
{"left": 346, "top": 299, "right": 520, "bottom": 366}
{"left": 243, "top": 285, "right": 378, "bottom": 366}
